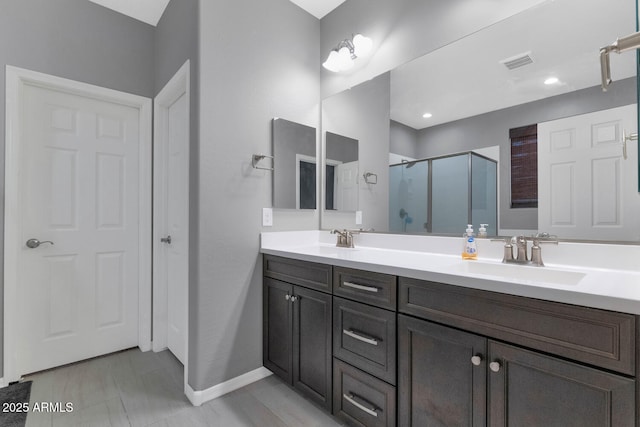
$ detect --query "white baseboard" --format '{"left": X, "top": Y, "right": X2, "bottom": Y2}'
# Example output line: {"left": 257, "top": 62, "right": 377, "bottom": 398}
{"left": 0, "top": 378, "right": 6, "bottom": 388}
{"left": 185, "top": 367, "right": 273, "bottom": 406}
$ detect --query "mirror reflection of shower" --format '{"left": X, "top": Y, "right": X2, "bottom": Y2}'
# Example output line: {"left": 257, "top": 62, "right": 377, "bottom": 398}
{"left": 399, "top": 208, "right": 413, "bottom": 232}
{"left": 389, "top": 151, "right": 497, "bottom": 235}
{"left": 389, "top": 159, "right": 429, "bottom": 233}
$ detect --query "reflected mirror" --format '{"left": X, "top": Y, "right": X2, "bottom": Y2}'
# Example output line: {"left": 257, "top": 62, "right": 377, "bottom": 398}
{"left": 321, "top": 0, "right": 640, "bottom": 241}
{"left": 325, "top": 131, "right": 359, "bottom": 211}
{"left": 272, "top": 118, "right": 317, "bottom": 209}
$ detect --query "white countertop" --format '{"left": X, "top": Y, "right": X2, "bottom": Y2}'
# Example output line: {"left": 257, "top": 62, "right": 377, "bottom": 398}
{"left": 260, "top": 230, "right": 640, "bottom": 315}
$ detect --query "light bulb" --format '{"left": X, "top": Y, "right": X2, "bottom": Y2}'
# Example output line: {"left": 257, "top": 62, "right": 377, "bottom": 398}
{"left": 337, "top": 46, "right": 354, "bottom": 71}
{"left": 352, "top": 34, "right": 373, "bottom": 57}
{"left": 322, "top": 50, "right": 341, "bottom": 72}
{"left": 544, "top": 76, "right": 559, "bottom": 85}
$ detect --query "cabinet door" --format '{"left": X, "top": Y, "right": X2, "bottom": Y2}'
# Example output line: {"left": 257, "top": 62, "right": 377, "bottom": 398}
{"left": 399, "top": 315, "right": 487, "bottom": 427}
{"left": 488, "top": 341, "right": 635, "bottom": 427}
{"left": 293, "top": 285, "right": 333, "bottom": 411}
{"left": 263, "top": 278, "right": 293, "bottom": 383}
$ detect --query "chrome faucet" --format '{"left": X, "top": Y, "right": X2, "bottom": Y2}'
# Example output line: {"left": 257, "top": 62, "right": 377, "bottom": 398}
{"left": 330, "top": 229, "right": 366, "bottom": 248}
{"left": 330, "top": 228, "right": 375, "bottom": 248}
{"left": 497, "top": 233, "right": 558, "bottom": 266}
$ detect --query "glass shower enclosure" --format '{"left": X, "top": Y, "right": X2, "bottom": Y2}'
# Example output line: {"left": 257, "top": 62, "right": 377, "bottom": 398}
{"left": 389, "top": 152, "right": 497, "bottom": 235}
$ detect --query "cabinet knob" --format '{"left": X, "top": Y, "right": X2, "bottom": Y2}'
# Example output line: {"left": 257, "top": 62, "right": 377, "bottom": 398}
{"left": 285, "top": 294, "right": 290, "bottom": 301}
{"left": 471, "top": 355, "right": 483, "bottom": 366}
{"left": 489, "top": 361, "right": 502, "bottom": 373}
{"left": 290, "top": 295, "right": 298, "bottom": 302}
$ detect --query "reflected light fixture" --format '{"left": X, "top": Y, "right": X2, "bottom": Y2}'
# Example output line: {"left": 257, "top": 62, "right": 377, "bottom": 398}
{"left": 544, "top": 76, "right": 559, "bottom": 85}
{"left": 323, "top": 34, "right": 373, "bottom": 72}
{"left": 422, "top": 112, "right": 433, "bottom": 119}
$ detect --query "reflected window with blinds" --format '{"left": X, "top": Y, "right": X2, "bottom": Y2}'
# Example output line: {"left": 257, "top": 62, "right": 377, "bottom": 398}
{"left": 510, "top": 124, "right": 538, "bottom": 208}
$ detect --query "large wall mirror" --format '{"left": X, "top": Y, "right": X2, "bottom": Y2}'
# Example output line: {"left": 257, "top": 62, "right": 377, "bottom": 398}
{"left": 321, "top": 0, "right": 640, "bottom": 242}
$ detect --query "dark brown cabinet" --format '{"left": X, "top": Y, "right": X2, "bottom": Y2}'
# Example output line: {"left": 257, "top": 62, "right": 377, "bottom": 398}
{"left": 399, "top": 315, "right": 487, "bottom": 426}
{"left": 488, "top": 341, "right": 635, "bottom": 427}
{"left": 263, "top": 276, "right": 332, "bottom": 411}
{"left": 264, "top": 255, "right": 639, "bottom": 427}
{"left": 399, "top": 314, "right": 636, "bottom": 427}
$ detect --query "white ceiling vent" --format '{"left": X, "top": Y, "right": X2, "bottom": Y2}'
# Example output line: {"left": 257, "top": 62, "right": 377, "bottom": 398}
{"left": 500, "top": 51, "right": 534, "bottom": 70}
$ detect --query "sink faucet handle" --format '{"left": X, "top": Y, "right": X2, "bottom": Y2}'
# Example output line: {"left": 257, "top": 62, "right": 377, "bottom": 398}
{"left": 491, "top": 237, "right": 514, "bottom": 263}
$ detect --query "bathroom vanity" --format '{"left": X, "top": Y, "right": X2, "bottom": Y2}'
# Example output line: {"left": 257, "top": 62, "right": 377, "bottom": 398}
{"left": 261, "top": 231, "right": 640, "bottom": 426}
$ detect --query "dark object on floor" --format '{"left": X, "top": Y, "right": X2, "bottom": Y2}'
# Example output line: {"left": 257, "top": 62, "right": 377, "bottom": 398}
{"left": 0, "top": 381, "right": 32, "bottom": 427}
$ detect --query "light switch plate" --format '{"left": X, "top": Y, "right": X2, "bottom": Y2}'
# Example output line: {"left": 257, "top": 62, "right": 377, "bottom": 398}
{"left": 262, "top": 208, "right": 273, "bottom": 227}
{"left": 355, "top": 210, "right": 363, "bottom": 225}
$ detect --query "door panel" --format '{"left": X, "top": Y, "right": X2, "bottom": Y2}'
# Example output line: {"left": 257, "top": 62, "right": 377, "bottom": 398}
{"left": 263, "top": 278, "right": 293, "bottom": 383}
{"left": 18, "top": 84, "right": 140, "bottom": 375}
{"left": 293, "top": 285, "right": 332, "bottom": 411}
{"left": 399, "top": 315, "right": 487, "bottom": 427}
{"left": 488, "top": 341, "right": 635, "bottom": 427}
{"left": 538, "top": 104, "right": 640, "bottom": 240}
{"left": 165, "top": 92, "right": 189, "bottom": 364}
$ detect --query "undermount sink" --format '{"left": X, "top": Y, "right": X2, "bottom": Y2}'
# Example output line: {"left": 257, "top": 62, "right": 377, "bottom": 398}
{"left": 450, "top": 261, "right": 587, "bottom": 286}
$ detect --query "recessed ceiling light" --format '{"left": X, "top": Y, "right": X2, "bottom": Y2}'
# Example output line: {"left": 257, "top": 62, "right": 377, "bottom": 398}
{"left": 422, "top": 112, "right": 433, "bottom": 118}
{"left": 544, "top": 77, "right": 559, "bottom": 85}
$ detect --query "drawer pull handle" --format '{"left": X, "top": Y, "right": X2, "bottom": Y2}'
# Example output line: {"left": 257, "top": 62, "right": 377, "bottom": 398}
{"left": 343, "top": 281, "right": 379, "bottom": 293}
{"left": 343, "top": 393, "right": 378, "bottom": 417}
{"left": 343, "top": 329, "right": 379, "bottom": 346}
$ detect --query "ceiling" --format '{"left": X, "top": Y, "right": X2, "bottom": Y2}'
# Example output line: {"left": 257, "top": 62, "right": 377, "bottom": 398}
{"left": 288, "top": 0, "right": 346, "bottom": 19}
{"left": 391, "top": 0, "right": 637, "bottom": 130}
{"left": 88, "top": 0, "right": 343, "bottom": 25}
{"left": 88, "top": 0, "right": 170, "bottom": 26}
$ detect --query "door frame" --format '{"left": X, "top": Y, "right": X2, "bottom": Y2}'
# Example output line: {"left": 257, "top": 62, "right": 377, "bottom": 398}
{"left": 3, "top": 65, "right": 152, "bottom": 385}
{"left": 152, "top": 60, "right": 190, "bottom": 385}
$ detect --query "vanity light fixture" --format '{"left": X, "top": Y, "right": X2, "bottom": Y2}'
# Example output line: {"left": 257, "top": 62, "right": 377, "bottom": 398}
{"left": 544, "top": 77, "right": 559, "bottom": 85}
{"left": 323, "top": 34, "right": 373, "bottom": 72}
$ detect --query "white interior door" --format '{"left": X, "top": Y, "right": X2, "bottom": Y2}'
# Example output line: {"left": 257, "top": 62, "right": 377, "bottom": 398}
{"left": 538, "top": 104, "right": 640, "bottom": 240}
{"left": 16, "top": 82, "right": 142, "bottom": 375}
{"left": 335, "top": 161, "right": 359, "bottom": 211}
{"left": 153, "top": 62, "right": 189, "bottom": 365}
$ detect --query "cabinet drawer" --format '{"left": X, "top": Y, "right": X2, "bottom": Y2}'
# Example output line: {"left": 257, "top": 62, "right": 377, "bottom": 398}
{"left": 264, "top": 255, "right": 331, "bottom": 293}
{"left": 333, "top": 358, "right": 396, "bottom": 427}
{"left": 334, "top": 267, "right": 396, "bottom": 310}
{"left": 334, "top": 297, "right": 397, "bottom": 384}
{"left": 399, "top": 277, "right": 636, "bottom": 375}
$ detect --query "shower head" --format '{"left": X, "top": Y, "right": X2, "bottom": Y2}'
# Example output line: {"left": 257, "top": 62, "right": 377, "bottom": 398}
{"left": 402, "top": 159, "right": 417, "bottom": 169}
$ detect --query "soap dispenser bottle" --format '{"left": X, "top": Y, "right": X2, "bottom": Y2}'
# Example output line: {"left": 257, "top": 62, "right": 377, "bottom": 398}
{"left": 478, "top": 224, "right": 488, "bottom": 238}
{"left": 462, "top": 224, "right": 478, "bottom": 260}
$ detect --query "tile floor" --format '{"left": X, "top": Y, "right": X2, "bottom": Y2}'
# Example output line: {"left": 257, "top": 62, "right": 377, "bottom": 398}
{"left": 23, "top": 348, "right": 344, "bottom": 427}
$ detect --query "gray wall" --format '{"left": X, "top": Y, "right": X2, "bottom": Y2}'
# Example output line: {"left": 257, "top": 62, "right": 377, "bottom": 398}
{"left": 390, "top": 120, "right": 419, "bottom": 159}
{"left": 0, "top": 0, "right": 155, "bottom": 379}
{"left": 416, "top": 77, "right": 637, "bottom": 230}
{"left": 194, "top": 0, "right": 320, "bottom": 389}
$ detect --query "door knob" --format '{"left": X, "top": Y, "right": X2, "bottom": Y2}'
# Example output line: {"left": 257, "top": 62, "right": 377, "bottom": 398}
{"left": 160, "top": 235, "right": 172, "bottom": 244}
{"left": 471, "top": 355, "right": 483, "bottom": 366}
{"left": 26, "top": 238, "right": 54, "bottom": 249}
